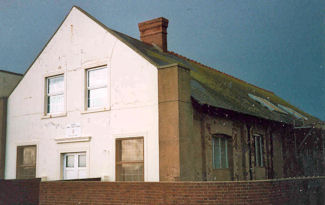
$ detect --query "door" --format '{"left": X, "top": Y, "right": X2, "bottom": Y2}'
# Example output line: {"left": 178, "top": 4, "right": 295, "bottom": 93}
{"left": 63, "top": 152, "right": 87, "bottom": 180}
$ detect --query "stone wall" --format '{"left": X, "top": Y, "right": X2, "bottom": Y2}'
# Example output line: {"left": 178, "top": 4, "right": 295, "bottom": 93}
{"left": 193, "top": 107, "right": 289, "bottom": 181}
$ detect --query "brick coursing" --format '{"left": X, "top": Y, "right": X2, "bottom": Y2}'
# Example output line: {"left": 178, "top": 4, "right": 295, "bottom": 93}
{"left": 0, "top": 177, "right": 323, "bottom": 204}
{"left": 39, "top": 178, "right": 325, "bottom": 205}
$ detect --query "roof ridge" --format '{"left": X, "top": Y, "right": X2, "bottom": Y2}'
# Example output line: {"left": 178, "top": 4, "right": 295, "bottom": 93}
{"left": 167, "top": 51, "right": 274, "bottom": 94}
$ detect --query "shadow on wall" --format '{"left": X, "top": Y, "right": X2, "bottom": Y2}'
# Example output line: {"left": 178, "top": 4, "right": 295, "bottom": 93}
{"left": 0, "top": 178, "right": 40, "bottom": 205}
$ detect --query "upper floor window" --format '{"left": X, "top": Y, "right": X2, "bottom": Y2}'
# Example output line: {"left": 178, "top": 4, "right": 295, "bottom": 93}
{"left": 46, "top": 75, "right": 64, "bottom": 114}
{"left": 212, "top": 135, "right": 229, "bottom": 169}
{"left": 254, "top": 134, "right": 264, "bottom": 167}
{"left": 87, "top": 67, "right": 107, "bottom": 109}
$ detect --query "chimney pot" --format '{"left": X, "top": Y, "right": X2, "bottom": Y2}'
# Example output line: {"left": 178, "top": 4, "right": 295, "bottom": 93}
{"left": 138, "top": 17, "right": 169, "bottom": 52}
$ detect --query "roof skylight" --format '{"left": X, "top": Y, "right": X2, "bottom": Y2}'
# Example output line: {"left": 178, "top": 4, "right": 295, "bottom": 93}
{"left": 248, "top": 94, "right": 288, "bottom": 114}
{"left": 277, "top": 104, "right": 308, "bottom": 120}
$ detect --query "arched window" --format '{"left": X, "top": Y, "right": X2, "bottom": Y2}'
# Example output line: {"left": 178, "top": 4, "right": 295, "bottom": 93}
{"left": 212, "top": 135, "right": 230, "bottom": 169}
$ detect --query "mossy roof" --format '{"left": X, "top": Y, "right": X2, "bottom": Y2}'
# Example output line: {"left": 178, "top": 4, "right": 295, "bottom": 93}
{"left": 77, "top": 7, "right": 322, "bottom": 125}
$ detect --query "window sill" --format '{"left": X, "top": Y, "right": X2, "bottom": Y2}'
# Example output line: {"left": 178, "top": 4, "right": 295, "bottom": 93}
{"left": 41, "top": 113, "right": 67, "bottom": 119}
{"left": 55, "top": 136, "right": 91, "bottom": 144}
{"left": 81, "top": 107, "right": 110, "bottom": 114}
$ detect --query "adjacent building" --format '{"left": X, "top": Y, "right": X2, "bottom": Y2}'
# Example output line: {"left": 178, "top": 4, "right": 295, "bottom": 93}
{"left": 3, "top": 6, "right": 324, "bottom": 182}
{"left": 0, "top": 70, "right": 23, "bottom": 178}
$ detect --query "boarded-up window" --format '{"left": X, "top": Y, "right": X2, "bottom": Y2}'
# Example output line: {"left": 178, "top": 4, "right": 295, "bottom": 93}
{"left": 116, "top": 138, "right": 144, "bottom": 181}
{"left": 16, "top": 145, "right": 36, "bottom": 179}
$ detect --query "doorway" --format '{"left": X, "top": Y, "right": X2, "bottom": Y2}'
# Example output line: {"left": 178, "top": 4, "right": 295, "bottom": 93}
{"left": 63, "top": 152, "right": 87, "bottom": 180}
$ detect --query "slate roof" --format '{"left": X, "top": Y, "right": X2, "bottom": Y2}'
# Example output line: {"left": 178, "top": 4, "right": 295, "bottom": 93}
{"left": 108, "top": 29, "right": 319, "bottom": 125}
{"left": 25, "top": 6, "right": 321, "bottom": 125}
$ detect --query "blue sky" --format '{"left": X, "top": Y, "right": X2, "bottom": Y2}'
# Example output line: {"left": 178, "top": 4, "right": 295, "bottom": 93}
{"left": 0, "top": 0, "right": 324, "bottom": 120}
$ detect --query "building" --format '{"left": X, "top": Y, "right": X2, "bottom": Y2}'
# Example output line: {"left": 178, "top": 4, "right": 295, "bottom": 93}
{"left": 3, "top": 6, "right": 324, "bottom": 182}
{"left": 0, "top": 70, "right": 23, "bottom": 178}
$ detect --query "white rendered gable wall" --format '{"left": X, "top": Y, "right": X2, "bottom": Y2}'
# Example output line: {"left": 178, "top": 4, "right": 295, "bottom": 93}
{"left": 5, "top": 7, "right": 159, "bottom": 181}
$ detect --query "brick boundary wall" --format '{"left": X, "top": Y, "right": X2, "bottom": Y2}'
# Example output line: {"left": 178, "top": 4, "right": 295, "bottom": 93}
{"left": 0, "top": 178, "right": 40, "bottom": 205}
{"left": 39, "top": 177, "right": 325, "bottom": 205}
{"left": 0, "top": 177, "right": 323, "bottom": 205}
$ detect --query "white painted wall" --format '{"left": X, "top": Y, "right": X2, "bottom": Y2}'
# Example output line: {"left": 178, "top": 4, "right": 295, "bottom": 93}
{"left": 5, "top": 7, "right": 159, "bottom": 181}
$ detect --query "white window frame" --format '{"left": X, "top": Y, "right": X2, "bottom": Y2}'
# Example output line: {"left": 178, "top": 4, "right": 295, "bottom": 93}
{"left": 212, "top": 136, "right": 229, "bottom": 169}
{"left": 45, "top": 74, "right": 65, "bottom": 115}
{"left": 86, "top": 66, "right": 108, "bottom": 110}
{"left": 254, "top": 134, "right": 264, "bottom": 167}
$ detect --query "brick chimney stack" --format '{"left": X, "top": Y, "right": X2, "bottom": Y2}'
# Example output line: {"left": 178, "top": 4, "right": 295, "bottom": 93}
{"left": 138, "top": 17, "right": 169, "bottom": 52}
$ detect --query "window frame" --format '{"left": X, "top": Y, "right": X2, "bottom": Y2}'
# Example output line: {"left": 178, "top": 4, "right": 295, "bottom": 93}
{"left": 115, "top": 137, "right": 144, "bottom": 181}
{"left": 254, "top": 134, "right": 264, "bottom": 167}
{"left": 45, "top": 74, "right": 65, "bottom": 115}
{"left": 16, "top": 145, "right": 37, "bottom": 179}
{"left": 212, "top": 135, "right": 230, "bottom": 169}
{"left": 86, "top": 66, "right": 108, "bottom": 110}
